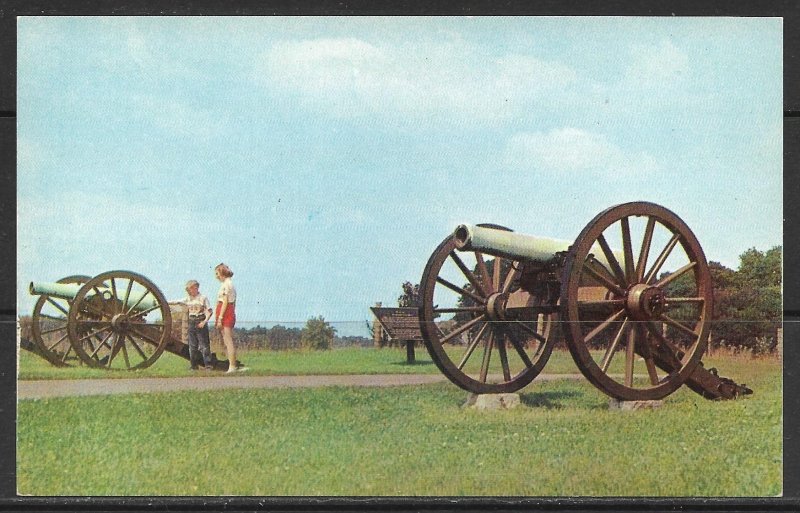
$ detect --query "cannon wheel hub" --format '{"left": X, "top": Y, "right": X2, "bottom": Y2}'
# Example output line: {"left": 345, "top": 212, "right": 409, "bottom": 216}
{"left": 485, "top": 292, "right": 509, "bottom": 321}
{"left": 110, "top": 313, "right": 130, "bottom": 332}
{"left": 626, "top": 284, "right": 665, "bottom": 320}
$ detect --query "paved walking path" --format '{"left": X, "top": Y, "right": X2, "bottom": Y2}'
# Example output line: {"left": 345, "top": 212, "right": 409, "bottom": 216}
{"left": 17, "top": 373, "right": 586, "bottom": 400}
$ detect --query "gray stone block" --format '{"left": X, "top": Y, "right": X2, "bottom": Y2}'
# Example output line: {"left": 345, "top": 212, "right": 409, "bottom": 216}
{"left": 463, "top": 393, "right": 521, "bottom": 410}
{"left": 608, "top": 398, "right": 664, "bottom": 411}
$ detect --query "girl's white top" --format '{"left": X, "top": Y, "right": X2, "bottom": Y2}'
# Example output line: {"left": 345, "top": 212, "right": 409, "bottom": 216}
{"left": 184, "top": 294, "right": 211, "bottom": 317}
{"left": 217, "top": 277, "right": 236, "bottom": 303}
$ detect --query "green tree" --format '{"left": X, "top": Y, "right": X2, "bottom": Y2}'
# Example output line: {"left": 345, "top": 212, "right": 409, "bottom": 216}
{"left": 706, "top": 261, "right": 738, "bottom": 351}
{"left": 738, "top": 246, "right": 782, "bottom": 288}
{"left": 659, "top": 249, "right": 781, "bottom": 354}
{"left": 300, "top": 316, "right": 337, "bottom": 350}
{"left": 726, "top": 246, "right": 782, "bottom": 354}
{"left": 267, "top": 324, "right": 302, "bottom": 350}
{"left": 398, "top": 282, "right": 421, "bottom": 307}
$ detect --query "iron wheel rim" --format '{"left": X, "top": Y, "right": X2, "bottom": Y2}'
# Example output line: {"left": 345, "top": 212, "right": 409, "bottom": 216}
{"left": 30, "top": 275, "right": 91, "bottom": 367}
{"left": 67, "top": 270, "right": 172, "bottom": 371}
{"left": 420, "top": 229, "right": 556, "bottom": 394}
{"left": 560, "top": 202, "right": 712, "bottom": 401}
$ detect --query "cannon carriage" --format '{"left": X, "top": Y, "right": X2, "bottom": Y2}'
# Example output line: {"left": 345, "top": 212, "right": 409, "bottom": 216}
{"left": 419, "top": 201, "right": 751, "bottom": 401}
{"left": 26, "top": 270, "right": 232, "bottom": 370}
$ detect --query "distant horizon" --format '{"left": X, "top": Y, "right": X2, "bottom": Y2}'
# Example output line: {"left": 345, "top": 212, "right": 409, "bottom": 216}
{"left": 17, "top": 17, "right": 782, "bottom": 337}
{"left": 17, "top": 238, "right": 782, "bottom": 340}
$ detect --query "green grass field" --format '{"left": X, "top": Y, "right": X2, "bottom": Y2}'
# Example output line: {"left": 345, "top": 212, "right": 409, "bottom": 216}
{"left": 17, "top": 352, "right": 781, "bottom": 496}
{"left": 18, "top": 346, "right": 591, "bottom": 380}
{"left": 18, "top": 344, "right": 775, "bottom": 385}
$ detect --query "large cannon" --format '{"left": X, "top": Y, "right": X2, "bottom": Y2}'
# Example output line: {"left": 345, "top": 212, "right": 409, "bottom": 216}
{"left": 26, "top": 270, "right": 233, "bottom": 370}
{"left": 419, "top": 201, "right": 751, "bottom": 401}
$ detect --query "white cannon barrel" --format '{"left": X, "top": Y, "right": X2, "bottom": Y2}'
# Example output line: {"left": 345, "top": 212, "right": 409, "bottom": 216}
{"left": 453, "top": 224, "right": 624, "bottom": 268}
{"left": 30, "top": 281, "right": 108, "bottom": 300}
{"left": 453, "top": 224, "right": 570, "bottom": 264}
{"left": 29, "top": 281, "right": 160, "bottom": 312}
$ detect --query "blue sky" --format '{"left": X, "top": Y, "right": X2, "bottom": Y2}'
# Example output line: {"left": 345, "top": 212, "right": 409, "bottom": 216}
{"left": 17, "top": 17, "right": 783, "bottom": 336}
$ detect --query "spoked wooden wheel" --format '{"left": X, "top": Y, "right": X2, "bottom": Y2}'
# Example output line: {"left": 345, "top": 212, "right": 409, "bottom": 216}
{"left": 67, "top": 271, "right": 172, "bottom": 370}
{"left": 420, "top": 226, "right": 556, "bottom": 394}
{"left": 561, "top": 202, "right": 713, "bottom": 401}
{"left": 30, "top": 275, "right": 91, "bottom": 367}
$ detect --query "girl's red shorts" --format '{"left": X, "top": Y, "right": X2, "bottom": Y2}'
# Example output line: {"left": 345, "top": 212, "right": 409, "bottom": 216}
{"left": 215, "top": 302, "right": 236, "bottom": 328}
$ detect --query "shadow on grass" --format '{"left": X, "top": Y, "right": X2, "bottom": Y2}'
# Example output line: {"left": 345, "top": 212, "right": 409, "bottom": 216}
{"left": 519, "top": 390, "right": 585, "bottom": 409}
{"left": 391, "top": 360, "right": 435, "bottom": 367}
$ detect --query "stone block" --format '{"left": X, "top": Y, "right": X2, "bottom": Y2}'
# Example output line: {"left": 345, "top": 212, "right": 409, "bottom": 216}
{"left": 608, "top": 398, "right": 664, "bottom": 411}
{"left": 463, "top": 393, "right": 521, "bottom": 410}
{"left": 169, "top": 304, "right": 188, "bottom": 343}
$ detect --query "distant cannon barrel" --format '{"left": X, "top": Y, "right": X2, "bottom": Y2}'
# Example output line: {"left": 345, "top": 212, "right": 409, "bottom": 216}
{"left": 29, "top": 280, "right": 159, "bottom": 312}
{"left": 30, "top": 281, "right": 106, "bottom": 301}
{"left": 453, "top": 224, "right": 623, "bottom": 267}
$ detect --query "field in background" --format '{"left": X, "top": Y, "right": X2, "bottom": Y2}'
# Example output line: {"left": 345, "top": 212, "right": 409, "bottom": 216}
{"left": 17, "top": 356, "right": 781, "bottom": 496}
{"left": 17, "top": 346, "right": 443, "bottom": 380}
{"left": 17, "top": 346, "right": 778, "bottom": 381}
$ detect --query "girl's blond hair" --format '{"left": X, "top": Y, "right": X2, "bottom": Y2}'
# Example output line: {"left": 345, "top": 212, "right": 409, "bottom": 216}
{"left": 215, "top": 263, "right": 234, "bottom": 278}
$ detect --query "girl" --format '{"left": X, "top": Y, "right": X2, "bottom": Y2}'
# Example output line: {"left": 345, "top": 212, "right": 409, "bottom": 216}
{"left": 214, "top": 263, "right": 240, "bottom": 373}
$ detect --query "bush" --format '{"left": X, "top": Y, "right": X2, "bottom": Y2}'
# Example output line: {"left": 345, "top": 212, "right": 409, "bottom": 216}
{"left": 300, "top": 316, "right": 337, "bottom": 351}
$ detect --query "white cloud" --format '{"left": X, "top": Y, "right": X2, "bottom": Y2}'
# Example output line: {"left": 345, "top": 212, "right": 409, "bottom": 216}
{"left": 131, "top": 95, "right": 221, "bottom": 139}
{"left": 90, "top": 21, "right": 203, "bottom": 82}
{"left": 126, "top": 25, "right": 152, "bottom": 68}
{"left": 502, "top": 128, "right": 659, "bottom": 176}
{"left": 624, "top": 39, "right": 689, "bottom": 87}
{"left": 254, "top": 37, "right": 577, "bottom": 122}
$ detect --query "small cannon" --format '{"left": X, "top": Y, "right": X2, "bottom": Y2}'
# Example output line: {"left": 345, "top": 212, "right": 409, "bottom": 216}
{"left": 419, "top": 201, "right": 751, "bottom": 401}
{"left": 26, "top": 270, "right": 232, "bottom": 370}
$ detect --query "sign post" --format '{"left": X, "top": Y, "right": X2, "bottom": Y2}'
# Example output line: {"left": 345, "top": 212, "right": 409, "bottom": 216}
{"left": 370, "top": 307, "right": 423, "bottom": 363}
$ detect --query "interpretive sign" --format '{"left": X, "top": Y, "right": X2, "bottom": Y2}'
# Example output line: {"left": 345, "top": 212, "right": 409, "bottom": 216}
{"left": 370, "top": 307, "right": 423, "bottom": 342}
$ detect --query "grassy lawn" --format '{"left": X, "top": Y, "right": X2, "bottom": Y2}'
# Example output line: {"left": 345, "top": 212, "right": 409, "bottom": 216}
{"left": 17, "top": 356, "right": 780, "bottom": 496}
{"left": 18, "top": 346, "right": 593, "bottom": 380}
{"left": 19, "top": 344, "right": 775, "bottom": 387}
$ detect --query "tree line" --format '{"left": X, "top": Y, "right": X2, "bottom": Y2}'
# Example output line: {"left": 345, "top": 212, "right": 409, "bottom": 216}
{"left": 657, "top": 246, "right": 781, "bottom": 354}
{"left": 226, "top": 316, "right": 371, "bottom": 351}
{"left": 19, "top": 314, "right": 371, "bottom": 352}
{"left": 704, "top": 246, "right": 781, "bottom": 354}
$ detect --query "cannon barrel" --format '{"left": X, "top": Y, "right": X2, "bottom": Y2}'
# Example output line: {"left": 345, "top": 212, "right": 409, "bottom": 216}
{"left": 454, "top": 224, "right": 571, "bottom": 264}
{"left": 30, "top": 281, "right": 99, "bottom": 300}
{"left": 29, "top": 280, "right": 160, "bottom": 311}
{"left": 453, "top": 224, "right": 623, "bottom": 267}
